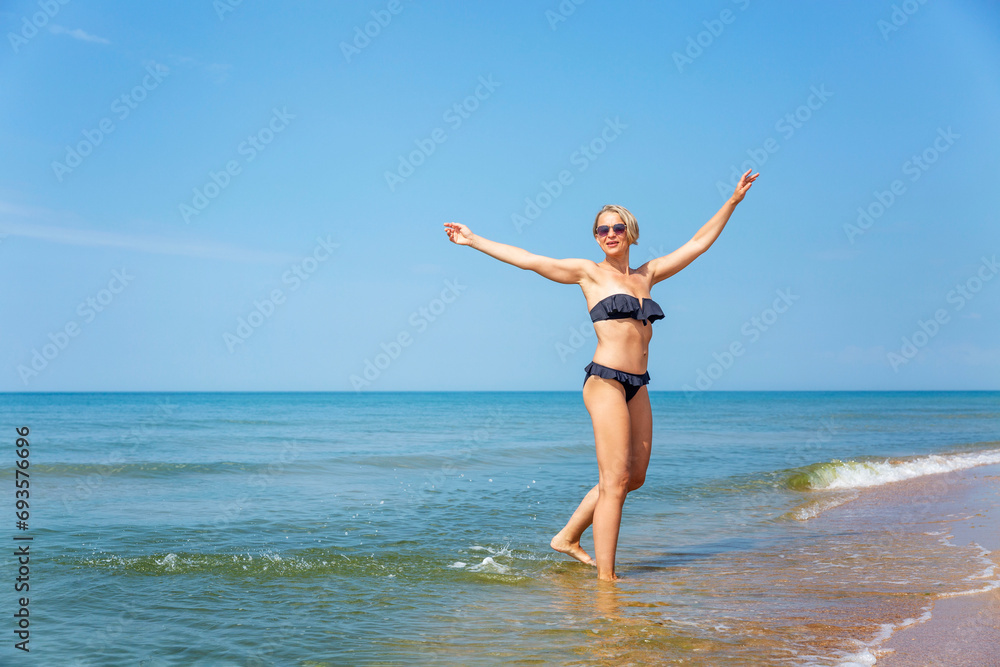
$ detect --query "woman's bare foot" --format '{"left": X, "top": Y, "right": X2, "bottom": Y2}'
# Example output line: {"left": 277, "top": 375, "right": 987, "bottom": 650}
{"left": 550, "top": 533, "right": 596, "bottom": 566}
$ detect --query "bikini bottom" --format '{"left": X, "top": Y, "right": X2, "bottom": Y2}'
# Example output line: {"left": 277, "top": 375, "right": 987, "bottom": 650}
{"left": 583, "top": 361, "right": 650, "bottom": 403}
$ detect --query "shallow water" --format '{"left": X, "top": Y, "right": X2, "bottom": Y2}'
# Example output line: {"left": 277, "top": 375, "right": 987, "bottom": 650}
{"left": 2, "top": 391, "right": 998, "bottom": 665}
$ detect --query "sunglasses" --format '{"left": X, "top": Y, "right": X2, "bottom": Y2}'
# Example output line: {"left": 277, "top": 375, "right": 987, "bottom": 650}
{"left": 596, "top": 224, "right": 627, "bottom": 238}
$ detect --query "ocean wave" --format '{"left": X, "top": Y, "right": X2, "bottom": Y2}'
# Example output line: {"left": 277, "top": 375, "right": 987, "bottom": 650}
{"left": 784, "top": 449, "right": 1000, "bottom": 491}
{"left": 829, "top": 609, "right": 934, "bottom": 667}
{"left": 65, "top": 543, "right": 540, "bottom": 581}
{"left": 2, "top": 460, "right": 310, "bottom": 478}
{"left": 72, "top": 549, "right": 368, "bottom": 579}
{"left": 782, "top": 491, "right": 859, "bottom": 521}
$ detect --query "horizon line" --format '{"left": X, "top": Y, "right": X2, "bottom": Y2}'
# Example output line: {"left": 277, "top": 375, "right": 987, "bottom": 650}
{"left": 3, "top": 389, "right": 999, "bottom": 395}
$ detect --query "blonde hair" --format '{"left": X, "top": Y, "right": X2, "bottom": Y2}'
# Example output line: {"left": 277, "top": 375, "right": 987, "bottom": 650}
{"left": 592, "top": 204, "right": 639, "bottom": 246}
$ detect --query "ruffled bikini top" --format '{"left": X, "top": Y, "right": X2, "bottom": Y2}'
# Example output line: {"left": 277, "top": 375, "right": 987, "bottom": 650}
{"left": 589, "top": 293, "right": 665, "bottom": 327}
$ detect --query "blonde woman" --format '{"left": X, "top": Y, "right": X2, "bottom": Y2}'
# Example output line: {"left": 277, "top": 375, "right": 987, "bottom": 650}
{"left": 443, "top": 169, "right": 758, "bottom": 581}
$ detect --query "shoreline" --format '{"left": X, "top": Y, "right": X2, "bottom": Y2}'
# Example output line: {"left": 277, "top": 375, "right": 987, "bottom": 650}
{"left": 822, "top": 462, "right": 1000, "bottom": 665}
{"left": 874, "top": 462, "right": 1000, "bottom": 666}
{"left": 878, "top": 583, "right": 1000, "bottom": 666}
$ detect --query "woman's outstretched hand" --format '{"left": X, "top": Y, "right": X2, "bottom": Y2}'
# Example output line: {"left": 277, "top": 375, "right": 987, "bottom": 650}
{"left": 443, "top": 222, "right": 474, "bottom": 246}
{"left": 730, "top": 169, "right": 759, "bottom": 205}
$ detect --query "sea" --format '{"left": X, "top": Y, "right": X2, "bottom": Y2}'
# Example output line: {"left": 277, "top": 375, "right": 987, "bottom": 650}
{"left": 1, "top": 391, "right": 998, "bottom": 666}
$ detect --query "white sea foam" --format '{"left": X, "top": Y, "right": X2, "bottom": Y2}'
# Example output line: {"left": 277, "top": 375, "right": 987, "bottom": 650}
{"left": 468, "top": 556, "right": 511, "bottom": 574}
{"left": 787, "top": 491, "right": 859, "bottom": 521}
{"left": 830, "top": 609, "right": 933, "bottom": 667}
{"left": 929, "top": 536, "right": 1000, "bottom": 595}
{"left": 802, "top": 449, "right": 1000, "bottom": 491}
{"left": 156, "top": 553, "right": 178, "bottom": 569}
{"left": 939, "top": 579, "right": 1000, "bottom": 597}
{"left": 829, "top": 536, "right": 998, "bottom": 664}
{"left": 468, "top": 544, "right": 512, "bottom": 557}
{"left": 833, "top": 650, "right": 876, "bottom": 667}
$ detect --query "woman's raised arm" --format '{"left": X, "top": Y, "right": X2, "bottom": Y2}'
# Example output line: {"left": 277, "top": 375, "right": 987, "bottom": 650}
{"left": 642, "top": 169, "right": 758, "bottom": 285}
{"left": 444, "top": 222, "right": 593, "bottom": 285}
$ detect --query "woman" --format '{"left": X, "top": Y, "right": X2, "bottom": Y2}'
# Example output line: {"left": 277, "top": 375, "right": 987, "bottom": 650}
{"left": 443, "top": 169, "right": 758, "bottom": 581}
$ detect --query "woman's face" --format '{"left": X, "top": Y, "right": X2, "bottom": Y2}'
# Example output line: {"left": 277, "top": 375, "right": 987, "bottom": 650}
{"left": 595, "top": 211, "right": 627, "bottom": 256}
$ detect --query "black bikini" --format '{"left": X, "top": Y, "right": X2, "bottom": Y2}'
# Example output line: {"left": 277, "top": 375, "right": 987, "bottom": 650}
{"left": 584, "top": 293, "right": 664, "bottom": 403}
{"left": 588, "top": 293, "right": 664, "bottom": 327}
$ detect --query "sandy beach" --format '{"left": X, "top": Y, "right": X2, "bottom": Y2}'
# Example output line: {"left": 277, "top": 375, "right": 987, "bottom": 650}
{"left": 878, "top": 586, "right": 1000, "bottom": 666}
{"left": 857, "top": 462, "right": 1000, "bottom": 666}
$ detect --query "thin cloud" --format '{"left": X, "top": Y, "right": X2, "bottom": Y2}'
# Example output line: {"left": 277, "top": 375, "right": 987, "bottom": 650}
{"left": 815, "top": 247, "right": 861, "bottom": 262}
{"left": 49, "top": 25, "right": 110, "bottom": 45}
{"left": 205, "top": 62, "right": 232, "bottom": 83}
{"left": 168, "top": 54, "right": 232, "bottom": 84}
{"left": 0, "top": 200, "right": 53, "bottom": 218}
{"left": 0, "top": 220, "right": 298, "bottom": 264}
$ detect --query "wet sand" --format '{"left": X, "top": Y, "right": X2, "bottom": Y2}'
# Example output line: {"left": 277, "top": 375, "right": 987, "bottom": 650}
{"left": 846, "top": 463, "right": 1000, "bottom": 666}
{"left": 878, "top": 586, "right": 1000, "bottom": 667}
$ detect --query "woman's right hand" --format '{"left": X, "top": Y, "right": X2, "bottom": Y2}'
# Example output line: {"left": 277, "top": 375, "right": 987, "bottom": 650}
{"left": 729, "top": 169, "right": 759, "bottom": 205}
{"left": 443, "top": 222, "right": 474, "bottom": 246}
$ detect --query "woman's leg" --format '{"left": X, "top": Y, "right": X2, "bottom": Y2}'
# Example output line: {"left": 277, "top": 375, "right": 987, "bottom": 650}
{"left": 626, "top": 386, "right": 652, "bottom": 492}
{"left": 552, "top": 379, "right": 650, "bottom": 568}
{"left": 550, "top": 483, "right": 599, "bottom": 565}
{"left": 583, "top": 375, "right": 632, "bottom": 581}
{"left": 551, "top": 374, "right": 608, "bottom": 565}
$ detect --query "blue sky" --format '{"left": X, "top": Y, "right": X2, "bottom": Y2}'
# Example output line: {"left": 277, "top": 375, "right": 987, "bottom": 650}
{"left": 2, "top": 0, "right": 998, "bottom": 392}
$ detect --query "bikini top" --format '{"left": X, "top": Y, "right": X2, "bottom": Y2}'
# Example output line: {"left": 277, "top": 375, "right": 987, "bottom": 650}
{"left": 589, "top": 293, "right": 665, "bottom": 327}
